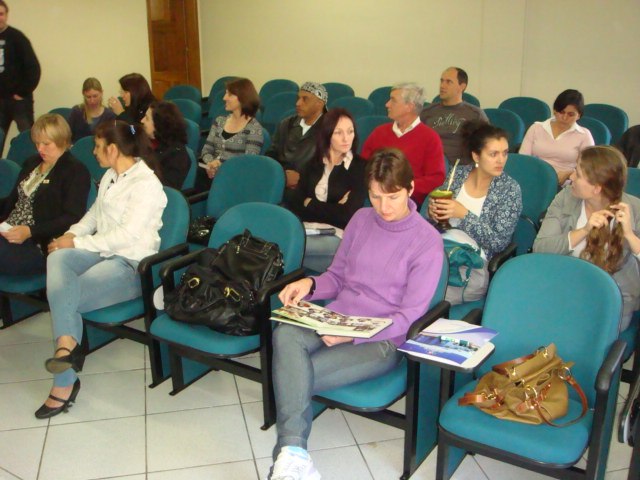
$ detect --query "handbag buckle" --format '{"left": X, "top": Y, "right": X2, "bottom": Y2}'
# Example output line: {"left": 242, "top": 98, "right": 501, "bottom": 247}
{"left": 557, "top": 365, "right": 572, "bottom": 381}
{"left": 187, "top": 277, "right": 200, "bottom": 289}
{"left": 224, "top": 286, "right": 241, "bottom": 302}
{"left": 537, "top": 346, "right": 549, "bottom": 358}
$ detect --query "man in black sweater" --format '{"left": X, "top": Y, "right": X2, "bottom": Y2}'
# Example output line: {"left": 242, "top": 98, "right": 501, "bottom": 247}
{"left": 0, "top": 0, "right": 41, "bottom": 154}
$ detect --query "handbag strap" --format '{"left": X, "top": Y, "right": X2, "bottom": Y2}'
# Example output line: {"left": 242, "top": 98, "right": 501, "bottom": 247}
{"left": 531, "top": 374, "right": 589, "bottom": 427}
{"left": 491, "top": 353, "right": 536, "bottom": 375}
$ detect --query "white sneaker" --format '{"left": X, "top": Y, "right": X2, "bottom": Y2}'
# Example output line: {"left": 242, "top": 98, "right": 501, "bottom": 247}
{"left": 268, "top": 446, "right": 321, "bottom": 480}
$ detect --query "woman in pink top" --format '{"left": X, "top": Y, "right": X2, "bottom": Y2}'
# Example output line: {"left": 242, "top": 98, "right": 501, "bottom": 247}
{"left": 519, "top": 89, "right": 594, "bottom": 185}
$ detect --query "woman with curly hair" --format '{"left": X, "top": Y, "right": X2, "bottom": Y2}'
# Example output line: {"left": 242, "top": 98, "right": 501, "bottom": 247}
{"left": 108, "top": 73, "right": 156, "bottom": 124}
{"left": 428, "top": 120, "right": 522, "bottom": 304}
{"left": 141, "top": 100, "right": 190, "bottom": 189}
{"left": 534, "top": 145, "right": 640, "bottom": 330}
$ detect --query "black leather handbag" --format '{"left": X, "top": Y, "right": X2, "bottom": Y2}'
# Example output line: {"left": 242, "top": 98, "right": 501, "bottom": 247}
{"left": 164, "top": 230, "right": 284, "bottom": 336}
{"left": 187, "top": 216, "right": 216, "bottom": 245}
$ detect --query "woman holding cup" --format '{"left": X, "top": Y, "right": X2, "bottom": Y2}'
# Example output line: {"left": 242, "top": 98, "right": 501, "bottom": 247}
{"left": 428, "top": 121, "right": 522, "bottom": 303}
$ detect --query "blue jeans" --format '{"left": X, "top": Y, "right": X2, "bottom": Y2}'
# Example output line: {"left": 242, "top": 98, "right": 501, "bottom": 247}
{"left": 302, "top": 235, "right": 341, "bottom": 274}
{"left": 46, "top": 249, "right": 141, "bottom": 387}
{"left": 272, "top": 324, "right": 401, "bottom": 457}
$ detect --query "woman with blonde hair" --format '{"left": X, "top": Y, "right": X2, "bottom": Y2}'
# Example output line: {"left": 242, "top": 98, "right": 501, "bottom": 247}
{"left": 534, "top": 145, "right": 640, "bottom": 330}
{"left": 0, "top": 113, "right": 90, "bottom": 274}
{"left": 68, "top": 77, "right": 116, "bottom": 142}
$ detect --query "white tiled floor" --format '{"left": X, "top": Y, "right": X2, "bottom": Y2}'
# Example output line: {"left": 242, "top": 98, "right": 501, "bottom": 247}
{"left": 0, "top": 312, "right": 633, "bottom": 480}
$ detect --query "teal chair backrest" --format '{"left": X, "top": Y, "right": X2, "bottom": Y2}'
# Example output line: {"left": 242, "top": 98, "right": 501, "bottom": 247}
{"left": 171, "top": 98, "right": 202, "bottom": 124}
{"left": 484, "top": 108, "right": 525, "bottom": 148}
{"left": 505, "top": 153, "right": 557, "bottom": 223}
{"left": 481, "top": 254, "right": 622, "bottom": 404}
{"left": 626, "top": 167, "right": 640, "bottom": 198}
{"left": 578, "top": 116, "right": 612, "bottom": 145}
{"left": 49, "top": 107, "right": 72, "bottom": 122}
{"left": 184, "top": 118, "right": 200, "bottom": 155}
{"left": 203, "top": 90, "right": 227, "bottom": 130}
{"left": 87, "top": 182, "right": 97, "bottom": 210}
{"left": 328, "top": 97, "right": 375, "bottom": 118}
{"left": 259, "top": 79, "right": 298, "bottom": 106}
{"left": 584, "top": 103, "right": 629, "bottom": 145}
{"left": 499, "top": 96, "right": 551, "bottom": 131}
{"left": 206, "top": 154, "right": 285, "bottom": 219}
{"left": 164, "top": 84, "right": 202, "bottom": 104}
{"left": 0, "top": 158, "right": 20, "bottom": 198}
{"left": 355, "top": 115, "right": 389, "bottom": 153}
{"left": 260, "top": 127, "right": 271, "bottom": 155}
{"left": 159, "top": 187, "right": 189, "bottom": 250}
{"left": 209, "top": 202, "right": 304, "bottom": 275}
{"left": 368, "top": 86, "right": 392, "bottom": 116}
{"left": 322, "top": 82, "right": 354, "bottom": 102}
{"left": 7, "top": 130, "right": 37, "bottom": 166}
{"left": 262, "top": 92, "right": 298, "bottom": 135}
{"left": 206, "top": 75, "right": 237, "bottom": 107}
{"left": 70, "top": 136, "right": 107, "bottom": 182}
{"left": 181, "top": 147, "right": 197, "bottom": 191}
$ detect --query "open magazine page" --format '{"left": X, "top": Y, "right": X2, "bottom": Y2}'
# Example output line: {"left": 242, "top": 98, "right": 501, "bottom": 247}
{"left": 303, "top": 222, "right": 344, "bottom": 239}
{"left": 271, "top": 300, "right": 391, "bottom": 338}
{"left": 399, "top": 318, "right": 497, "bottom": 367}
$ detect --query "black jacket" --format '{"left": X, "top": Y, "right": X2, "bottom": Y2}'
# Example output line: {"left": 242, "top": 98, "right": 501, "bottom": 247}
{"left": 288, "top": 154, "right": 367, "bottom": 229}
{"left": 617, "top": 125, "right": 640, "bottom": 168}
{"left": 155, "top": 143, "right": 190, "bottom": 190}
{"left": 0, "top": 151, "right": 91, "bottom": 251}
{"left": 0, "top": 26, "right": 40, "bottom": 99}
{"left": 265, "top": 114, "right": 323, "bottom": 173}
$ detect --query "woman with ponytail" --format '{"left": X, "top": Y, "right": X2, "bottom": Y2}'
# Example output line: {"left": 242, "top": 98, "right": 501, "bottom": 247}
{"left": 34, "top": 120, "right": 167, "bottom": 420}
{"left": 534, "top": 145, "right": 640, "bottom": 330}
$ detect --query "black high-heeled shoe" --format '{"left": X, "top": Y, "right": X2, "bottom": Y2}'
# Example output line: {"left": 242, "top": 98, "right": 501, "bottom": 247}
{"left": 34, "top": 379, "right": 81, "bottom": 419}
{"left": 45, "top": 344, "right": 86, "bottom": 374}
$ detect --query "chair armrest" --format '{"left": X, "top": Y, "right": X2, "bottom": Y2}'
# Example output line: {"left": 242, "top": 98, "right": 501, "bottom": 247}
{"left": 159, "top": 249, "right": 208, "bottom": 291}
{"left": 256, "top": 268, "right": 306, "bottom": 305}
{"left": 406, "top": 300, "right": 451, "bottom": 340}
{"left": 596, "top": 339, "right": 626, "bottom": 394}
{"left": 187, "top": 190, "right": 209, "bottom": 205}
{"left": 138, "top": 242, "right": 190, "bottom": 299}
{"left": 460, "top": 308, "right": 483, "bottom": 326}
{"left": 488, "top": 242, "right": 516, "bottom": 279}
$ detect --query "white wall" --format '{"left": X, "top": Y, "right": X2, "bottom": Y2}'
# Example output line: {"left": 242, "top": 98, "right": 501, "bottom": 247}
{"left": 5, "top": 0, "right": 150, "bottom": 154}
{"left": 199, "top": 0, "right": 640, "bottom": 124}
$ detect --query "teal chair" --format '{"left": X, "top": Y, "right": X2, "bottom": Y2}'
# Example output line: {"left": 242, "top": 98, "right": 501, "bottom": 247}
{"left": 7, "top": 130, "right": 37, "bottom": 166}
{"left": 322, "top": 82, "right": 354, "bottom": 102}
{"left": 484, "top": 108, "right": 525, "bottom": 151}
{"left": 70, "top": 136, "right": 107, "bottom": 182}
{"left": 262, "top": 91, "right": 298, "bottom": 135}
{"left": 432, "top": 92, "right": 481, "bottom": 107}
{"left": 499, "top": 96, "right": 551, "bottom": 131}
{"left": 170, "top": 98, "right": 202, "bottom": 124}
{"left": 626, "top": 167, "right": 640, "bottom": 198}
{"left": 328, "top": 96, "right": 375, "bottom": 119}
{"left": 202, "top": 90, "right": 227, "bottom": 130}
{"left": 584, "top": 103, "right": 629, "bottom": 145}
{"left": 312, "top": 260, "right": 449, "bottom": 479}
{"left": 163, "top": 84, "right": 202, "bottom": 105}
{"left": 0, "top": 182, "right": 97, "bottom": 328}
{"left": 260, "top": 127, "right": 271, "bottom": 155}
{"left": 82, "top": 187, "right": 190, "bottom": 385}
{"left": 368, "top": 86, "right": 392, "bottom": 116}
{"left": 49, "top": 107, "right": 72, "bottom": 122}
{"left": 184, "top": 118, "right": 200, "bottom": 155}
{"left": 578, "top": 116, "right": 612, "bottom": 146}
{"left": 259, "top": 79, "right": 298, "bottom": 111}
{"left": 181, "top": 147, "right": 197, "bottom": 192}
{"left": 354, "top": 115, "right": 389, "bottom": 154}
{"left": 149, "top": 202, "right": 305, "bottom": 428}
{"left": 436, "top": 254, "right": 625, "bottom": 480}
{"left": 0, "top": 158, "right": 20, "bottom": 198}
{"left": 202, "top": 75, "right": 237, "bottom": 117}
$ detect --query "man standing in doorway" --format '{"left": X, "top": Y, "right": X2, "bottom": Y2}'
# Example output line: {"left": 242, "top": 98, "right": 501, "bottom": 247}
{"left": 0, "top": 0, "right": 41, "bottom": 153}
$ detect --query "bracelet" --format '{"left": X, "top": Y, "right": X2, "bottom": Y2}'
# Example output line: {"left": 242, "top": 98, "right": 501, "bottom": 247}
{"left": 308, "top": 277, "right": 316, "bottom": 296}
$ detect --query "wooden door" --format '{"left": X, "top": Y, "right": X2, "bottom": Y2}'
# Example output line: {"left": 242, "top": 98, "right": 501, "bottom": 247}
{"left": 147, "top": 0, "right": 201, "bottom": 99}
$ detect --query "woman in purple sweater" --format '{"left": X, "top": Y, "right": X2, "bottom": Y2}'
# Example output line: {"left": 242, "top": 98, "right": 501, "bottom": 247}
{"left": 267, "top": 148, "right": 444, "bottom": 480}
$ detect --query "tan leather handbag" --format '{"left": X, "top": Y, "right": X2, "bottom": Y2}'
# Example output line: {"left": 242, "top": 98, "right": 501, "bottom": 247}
{"left": 458, "top": 344, "right": 588, "bottom": 426}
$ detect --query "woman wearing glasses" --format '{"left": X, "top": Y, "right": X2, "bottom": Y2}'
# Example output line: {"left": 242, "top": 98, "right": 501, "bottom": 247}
{"left": 519, "top": 89, "right": 594, "bottom": 185}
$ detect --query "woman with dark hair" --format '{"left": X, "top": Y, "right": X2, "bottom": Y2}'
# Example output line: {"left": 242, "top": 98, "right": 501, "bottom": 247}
{"left": 288, "top": 107, "right": 366, "bottom": 272}
{"left": 142, "top": 100, "right": 190, "bottom": 189}
{"left": 267, "top": 148, "right": 444, "bottom": 480}
{"left": 34, "top": 120, "right": 167, "bottom": 419}
{"left": 0, "top": 113, "right": 90, "bottom": 275}
{"left": 108, "top": 73, "right": 156, "bottom": 124}
{"left": 534, "top": 146, "right": 640, "bottom": 331}
{"left": 198, "top": 77, "right": 263, "bottom": 189}
{"left": 520, "top": 89, "right": 594, "bottom": 184}
{"left": 68, "top": 77, "right": 116, "bottom": 142}
{"left": 428, "top": 121, "right": 522, "bottom": 303}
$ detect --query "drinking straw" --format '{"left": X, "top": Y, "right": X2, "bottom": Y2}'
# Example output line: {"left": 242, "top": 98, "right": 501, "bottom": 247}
{"left": 446, "top": 159, "right": 460, "bottom": 192}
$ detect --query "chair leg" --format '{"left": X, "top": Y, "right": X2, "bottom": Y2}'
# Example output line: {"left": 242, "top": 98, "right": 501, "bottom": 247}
{"left": 169, "top": 347, "right": 186, "bottom": 395}
{"left": 148, "top": 339, "right": 168, "bottom": 388}
{"left": 0, "top": 294, "right": 13, "bottom": 328}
